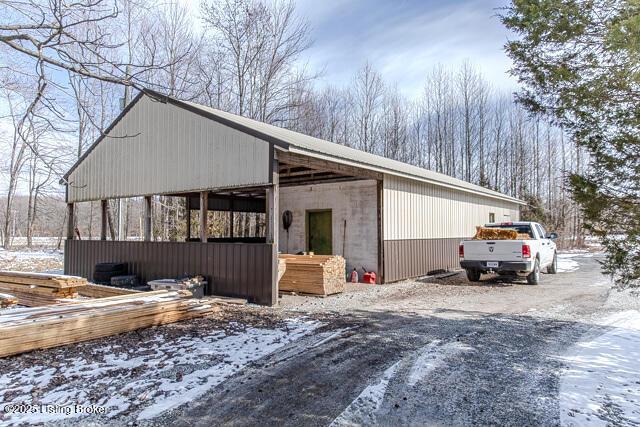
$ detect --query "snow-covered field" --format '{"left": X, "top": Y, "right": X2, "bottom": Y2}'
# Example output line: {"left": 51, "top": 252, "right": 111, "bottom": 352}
{"left": 559, "top": 310, "right": 640, "bottom": 426}
{"left": 0, "top": 318, "right": 320, "bottom": 425}
{"left": 0, "top": 247, "right": 63, "bottom": 273}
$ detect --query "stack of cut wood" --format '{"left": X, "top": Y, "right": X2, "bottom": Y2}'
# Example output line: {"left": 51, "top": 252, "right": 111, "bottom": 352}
{"left": 473, "top": 226, "right": 518, "bottom": 240}
{"left": 78, "top": 283, "right": 141, "bottom": 299}
{"left": 0, "top": 290, "right": 241, "bottom": 358}
{"left": 278, "top": 259, "right": 287, "bottom": 283}
{"left": 278, "top": 254, "right": 346, "bottom": 296}
{"left": 0, "top": 271, "right": 87, "bottom": 307}
{"left": 0, "top": 293, "right": 18, "bottom": 308}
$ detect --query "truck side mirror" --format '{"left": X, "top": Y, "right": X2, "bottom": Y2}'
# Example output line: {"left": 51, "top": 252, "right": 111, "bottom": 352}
{"left": 547, "top": 232, "right": 558, "bottom": 240}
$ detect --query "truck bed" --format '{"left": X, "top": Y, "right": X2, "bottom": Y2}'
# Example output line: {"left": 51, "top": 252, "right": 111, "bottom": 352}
{"left": 461, "top": 240, "right": 528, "bottom": 262}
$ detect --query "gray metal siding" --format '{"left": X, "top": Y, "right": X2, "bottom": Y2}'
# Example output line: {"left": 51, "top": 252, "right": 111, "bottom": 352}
{"left": 64, "top": 240, "right": 275, "bottom": 305}
{"left": 383, "top": 174, "right": 520, "bottom": 240}
{"left": 67, "top": 96, "right": 270, "bottom": 203}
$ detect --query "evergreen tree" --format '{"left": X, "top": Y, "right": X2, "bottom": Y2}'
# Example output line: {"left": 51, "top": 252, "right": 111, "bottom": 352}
{"left": 501, "top": 0, "right": 640, "bottom": 287}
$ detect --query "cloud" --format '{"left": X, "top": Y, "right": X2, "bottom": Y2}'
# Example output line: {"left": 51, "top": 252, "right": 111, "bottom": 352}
{"left": 296, "top": 0, "right": 517, "bottom": 97}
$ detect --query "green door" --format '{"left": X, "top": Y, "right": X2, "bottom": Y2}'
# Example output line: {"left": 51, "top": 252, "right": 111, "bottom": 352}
{"left": 307, "top": 210, "right": 332, "bottom": 255}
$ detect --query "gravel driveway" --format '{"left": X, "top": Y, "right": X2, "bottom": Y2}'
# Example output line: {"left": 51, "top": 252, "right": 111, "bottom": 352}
{"left": 162, "top": 252, "right": 639, "bottom": 426}
{"left": 2, "top": 252, "right": 638, "bottom": 426}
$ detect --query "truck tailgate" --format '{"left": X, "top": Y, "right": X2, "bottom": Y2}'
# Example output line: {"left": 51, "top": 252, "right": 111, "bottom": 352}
{"left": 463, "top": 240, "right": 525, "bottom": 261}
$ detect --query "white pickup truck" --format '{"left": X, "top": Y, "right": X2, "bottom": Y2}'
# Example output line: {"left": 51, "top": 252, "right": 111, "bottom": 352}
{"left": 459, "top": 221, "right": 558, "bottom": 285}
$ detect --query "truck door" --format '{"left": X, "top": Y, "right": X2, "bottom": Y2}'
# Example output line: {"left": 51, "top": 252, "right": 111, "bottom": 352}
{"left": 535, "top": 224, "right": 551, "bottom": 266}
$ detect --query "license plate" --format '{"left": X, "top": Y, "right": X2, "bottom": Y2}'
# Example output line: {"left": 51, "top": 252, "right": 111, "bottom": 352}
{"left": 487, "top": 262, "right": 499, "bottom": 268}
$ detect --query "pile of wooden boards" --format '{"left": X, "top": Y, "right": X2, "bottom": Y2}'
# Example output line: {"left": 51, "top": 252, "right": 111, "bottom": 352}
{"left": 0, "top": 271, "right": 87, "bottom": 306}
{"left": 0, "top": 290, "right": 245, "bottom": 358}
{"left": 278, "top": 254, "right": 346, "bottom": 296}
{"left": 78, "top": 283, "right": 141, "bottom": 299}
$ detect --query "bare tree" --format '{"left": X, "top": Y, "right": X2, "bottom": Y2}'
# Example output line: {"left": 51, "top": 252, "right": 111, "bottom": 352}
{"left": 351, "top": 62, "right": 384, "bottom": 154}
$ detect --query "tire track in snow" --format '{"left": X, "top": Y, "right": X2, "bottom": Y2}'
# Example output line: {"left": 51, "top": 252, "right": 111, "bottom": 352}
{"left": 330, "top": 360, "right": 401, "bottom": 427}
{"left": 330, "top": 339, "right": 472, "bottom": 426}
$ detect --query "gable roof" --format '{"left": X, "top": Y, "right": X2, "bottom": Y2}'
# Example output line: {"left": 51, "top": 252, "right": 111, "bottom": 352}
{"left": 64, "top": 90, "right": 524, "bottom": 205}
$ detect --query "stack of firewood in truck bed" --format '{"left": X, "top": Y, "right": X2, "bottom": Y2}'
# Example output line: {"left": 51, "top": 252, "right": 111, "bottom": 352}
{"left": 278, "top": 254, "right": 346, "bottom": 296}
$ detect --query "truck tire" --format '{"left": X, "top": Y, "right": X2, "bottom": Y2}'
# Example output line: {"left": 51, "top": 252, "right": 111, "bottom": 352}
{"left": 547, "top": 252, "right": 558, "bottom": 274}
{"left": 466, "top": 269, "right": 481, "bottom": 282}
{"left": 527, "top": 259, "right": 540, "bottom": 285}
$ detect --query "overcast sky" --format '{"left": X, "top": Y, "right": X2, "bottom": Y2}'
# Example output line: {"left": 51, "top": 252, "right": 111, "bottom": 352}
{"left": 294, "top": 0, "right": 517, "bottom": 96}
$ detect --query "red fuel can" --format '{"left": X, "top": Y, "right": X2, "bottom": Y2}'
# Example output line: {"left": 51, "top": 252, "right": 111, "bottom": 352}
{"left": 363, "top": 272, "right": 377, "bottom": 284}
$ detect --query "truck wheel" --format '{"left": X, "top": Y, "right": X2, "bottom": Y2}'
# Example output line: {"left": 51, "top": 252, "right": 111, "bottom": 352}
{"left": 466, "top": 269, "right": 481, "bottom": 282}
{"left": 527, "top": 259, "right": 540, "bottom": 285}
{"left": 547, "top": 252, "right": 558, "bottom": 274}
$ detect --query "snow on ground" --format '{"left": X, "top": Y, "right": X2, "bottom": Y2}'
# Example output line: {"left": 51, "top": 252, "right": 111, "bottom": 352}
{"left": 0, "top": 248, "right": 63, "bottom": 273}
{"left": 330, "top": 340, "right": 472, "bottom": 426}
{"left": 330, "top": 360, "right": 401, "bottom": 426}
{"left": 559, "top": 310, "right": 640, "bottom": 426}
{"left": 557, "top": 253, "right": 586, "bottom": 273}
{"left": 0, "top": 318, "right": 320, "bottom": 425}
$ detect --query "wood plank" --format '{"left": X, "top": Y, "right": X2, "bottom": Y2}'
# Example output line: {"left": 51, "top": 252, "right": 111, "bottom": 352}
{"left": 0, "top": 291, "right": 229, "bottom": 358}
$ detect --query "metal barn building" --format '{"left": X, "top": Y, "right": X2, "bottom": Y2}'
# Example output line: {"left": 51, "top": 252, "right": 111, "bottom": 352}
{"left": 63, "top": 91, "right": 523, "bottom": 305}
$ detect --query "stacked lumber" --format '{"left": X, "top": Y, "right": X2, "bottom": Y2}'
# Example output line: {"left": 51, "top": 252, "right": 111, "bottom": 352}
{"left": 0, "top": 290, "right": 230, "bottom": 358}
{"left": 78, "top": 283, "right": 141, "bottom": 299}
{"left": 0, "top": 271, "right": 87, "bottom": 307}
{"left": 473, "top": 226, "right": 518, "bottom": 240}
{"left": 278, "top": 254, "right": 346, "bottom": 296}
{"left": 278, "top": 259, "right": 287, "bottom": 283}
{"left": 0, "top": 293, "right": 17, "bottom": 308}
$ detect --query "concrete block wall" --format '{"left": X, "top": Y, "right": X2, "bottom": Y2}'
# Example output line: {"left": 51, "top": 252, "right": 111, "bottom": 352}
{"left": 278, "top": 180, "right": 378, "bottom": 279}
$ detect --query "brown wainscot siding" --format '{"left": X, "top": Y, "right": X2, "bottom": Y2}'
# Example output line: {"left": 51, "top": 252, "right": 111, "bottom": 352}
{"left": 64, "top": 240, "right": 275, "bottom": 305}
{"left": 383, "top": 237, "right": 464, "bottom": 282}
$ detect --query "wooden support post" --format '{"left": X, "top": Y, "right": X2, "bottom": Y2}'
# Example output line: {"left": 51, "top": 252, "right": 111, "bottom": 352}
{"left": 200, "top": 191, "right": 208, "bottom": 243}
{"left": 100, "top": 200, "right": 108, "bottom": 241}
{"left": 66, "top": 203, "right": 75, "bottom": 240}
{"left": 185, "top": 196, "right": 191, "bottom": 241}
{"left": 266, "top": 157, "right": 279, "bottom": 305}
{"left": 144, "top": 196, "right": 152, "bottom": 242}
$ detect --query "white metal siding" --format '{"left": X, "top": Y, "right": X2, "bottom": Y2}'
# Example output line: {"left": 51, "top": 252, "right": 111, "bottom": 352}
{"left": 279, "top": 180, "right": 378, "bottom": 274}
{"left": 383, "top": 174, "right": 520, "bottom": 240}
{"left": 67, "top": 96, "right": 270, "bottom": 202}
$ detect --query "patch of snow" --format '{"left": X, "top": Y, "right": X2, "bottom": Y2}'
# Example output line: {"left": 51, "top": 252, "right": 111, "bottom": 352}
{"left": 308, "top": 327, "right": 353, "bottom": 349}
{"left": 330, "top": 339, "right": 474, "bottom": 426}
{"left": 0, "top": 318, "right": 320, "bottom": 425}
{"left": 557, "top": 257, "right": 580, "bottom": 273}
{"left": 330, "top": 360, "right": 401, "bottom": 427}
{"left": 407, "top": 340, "right": 472, "bottom": 386}
{"left": 0, "top": 249, "right": 62, "bottom": 261}
{"left": 559, "top": 310, "right": 640, "bottom": 426}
